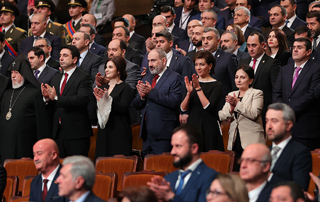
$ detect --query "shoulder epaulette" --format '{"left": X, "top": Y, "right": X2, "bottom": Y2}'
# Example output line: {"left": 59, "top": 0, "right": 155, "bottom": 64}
{"left": 15, "top": 27, "right": 26, "bottom": 33}
{"left": 52, "top": 22, "right": 62, "bottom": 26}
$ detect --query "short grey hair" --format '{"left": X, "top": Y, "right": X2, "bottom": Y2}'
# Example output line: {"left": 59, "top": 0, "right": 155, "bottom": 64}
{"left": 235, "top": 6, "right": 251, "bottom": 19}
{"left": 267, "top": 103, "right": 296, "bottom": 124}
{"left": 203, "top": 27, "right": 220, "bottom": 39}
{"left": 63, "top": 156, "right": 95, "bottom": 190}
{"left": 201, "top": 9, "right": 218, "bottom": 20}
{"left": 222, "top": 31, "right": 238, "bottom": 41}
{"left": 75, "top": 31, "right": 92, "bottom": 44}
{"left": 36, "top": 37, "right": 51, "bottom": 47}
{"left": 152, "top": 48, "right": 167, "bottom": 61}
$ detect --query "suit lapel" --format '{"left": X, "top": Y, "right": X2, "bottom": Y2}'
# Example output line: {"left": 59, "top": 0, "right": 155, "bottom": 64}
{"left": 272, "top": 139, "right": 293, "bottom": 170}
{"left": 169, "top": 54, "right": 178, "bottom": 71}
{"left": 45, "top": 165, "right": 62, "bottom": 202}
{"left": 215, "top": 49, "right": 222, "bottom": 63}
{"left": 253, "top": 54, "right": 267, "bottom": 86}
{"left": 62, "top": 68, "right": 79, "bottom": 95}
{"left": 153, "top": 69, "right": 170, "bottom": 90}
{"left": 179, "top": 162, "right": 205, "bottom": 196}
{"left": 79, "top": 52, "right": 90, "bottom": 70}
{"left": 38, "top": 66, "right": 48, "bottom": 81}
{"left": 290, "top": 59, "right": 312, "bottom": 95}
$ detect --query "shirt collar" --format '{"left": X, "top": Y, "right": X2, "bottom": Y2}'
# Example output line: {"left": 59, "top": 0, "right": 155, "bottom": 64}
{"left": 45, "top": 56, "right": 51, "bottom": 64}
{"left": 130, "top": 31, "right": 135, "bottom": 38}
{"left": 73, "top": 191, "right": 90, "bottom": 202}
{"left": 41, "top": 164, "right": 60, "bottom": 184}
{"left": 80, "top": 49, "right": 88, "bottom": 59}
{"left": 272, "top": 136, "right": 292, "bottom": 150}
{"left": 241, "top": 24, "right": 249, "bottom": 33}
{"left": 294, "top": 59, "right": 308, "bottom": 69}
{"left": 0, "top": 49, "right": 5, "bottom": 60}
{"left": 35, "top": 63, "right": 46, "bottom": 74}
{"left": 168, "top": 23, "right": 175, "bottom": 33}
{"left": 253, "top": 52, "right": 265, "bottom": 61}
{"left": 179, "top": 158, "right": 202, "bottom": 172}
{"left": 73, "top": 17, "right": 82, "bottom": 26}
{"left": 248, "top": 181, "right": 267, "bottom": 202}
{"left": 2, "top": 23, "right": 13, "bottom": 32}
{"left": 278, "top": 23, "right": 286, "bottom": 30}
{"left": 182, "top": 7, "right": 192, "bottom": 15}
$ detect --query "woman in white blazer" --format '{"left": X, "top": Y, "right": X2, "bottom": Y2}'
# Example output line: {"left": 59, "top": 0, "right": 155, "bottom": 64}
{"left": 219, "top": 65, "right": 265, "bottom": 168}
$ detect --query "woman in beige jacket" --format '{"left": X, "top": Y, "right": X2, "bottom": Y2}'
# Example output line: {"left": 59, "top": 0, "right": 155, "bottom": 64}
{"left": 219, "top": 65, "right": 265, "bottom": 168}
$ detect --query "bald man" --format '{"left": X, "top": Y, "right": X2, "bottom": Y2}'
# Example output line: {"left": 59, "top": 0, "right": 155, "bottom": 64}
{"left": 29, "top": 139, "right": 66, "bottom": 202}
{"left": 239, "top": 143, "right": 277, "bottom": 202}
{"left": 81, "top": 14, "right": 106, "bottom": 47}
{"left": 123, "top": 14, "right": 146, "bottom": 51}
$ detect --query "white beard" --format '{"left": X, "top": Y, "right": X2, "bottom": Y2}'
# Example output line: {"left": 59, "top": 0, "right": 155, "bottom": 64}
{"left": 12, "top": 77, "right": 25, "bottom": 89}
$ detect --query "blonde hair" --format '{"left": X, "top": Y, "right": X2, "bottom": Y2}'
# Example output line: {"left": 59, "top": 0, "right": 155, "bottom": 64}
{"left": 217, "top": 174, "right": 249, "bottom": 202}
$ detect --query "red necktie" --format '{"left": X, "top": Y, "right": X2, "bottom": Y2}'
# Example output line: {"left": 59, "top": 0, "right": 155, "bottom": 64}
{"left": 60, "top": 73, "right": 68, "bottom": 95}
{"left": 42, "top": 179, "right": 49, "bottom": 202}
{"left": 151, "top": 74, "right": 159, "bottom": 88}
{"left": 252, "top": 58, "right": 257, "bottom": 70}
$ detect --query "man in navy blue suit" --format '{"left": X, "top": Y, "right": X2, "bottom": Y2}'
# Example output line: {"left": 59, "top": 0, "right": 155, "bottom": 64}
{"left": 27, "top": 47, "right": 59, "bottom": 85}
{"left": 202, "top": 27, "right": 238, "bottom": 109}
{"left": 80, "top": 24, "right": 105, "bottom": 58}
{"left": 18, "top": 13, "right": 62, "bottom": 60}
{"left": 273, "top": 38, "right": 320, "bottom": 151}
{"left": 161, "top": 6, "right": 188, "bottom": 41}
{"left": 132, "top": 48, "right": 182, "bottom": 156}
{"left": 265, "top": 103, "right": 311, "bottom": 191}
{"left": 174, "top": 0, "right": 200, "bottom": 30}
{"left": 56, "top": 156, "right": 104, "bottom": 202}
{"left": 29, "top": 138, "right": 65, "bottom": 202}
{"left": 148, "top": 124, "right": 218, "bottom": 202}
{"left": 239, "top": 143, "right": 273, "bottom": 202}
{"left": 280, "top": 0, "right": 306, "bottom": 30}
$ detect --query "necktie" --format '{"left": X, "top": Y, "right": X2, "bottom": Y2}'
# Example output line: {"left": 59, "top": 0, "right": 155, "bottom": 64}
{"left": 314, "top": 37, "right": 319, "bottom": 50}
{"left": 42, "top": 179, "right": 49, "bottom": 202}
{"left": 285, "top": 19, "right": 289, "bottom": 27}
{"left": 2, "top": 29, "right": 5, "bottom": 34}
{"left": 151, "top": 74, "right": 159, "bottom": 88}
{"left": 292, "top": 67, "right": 302, "bottom": 89}
{"left": 77, "top": 57, "right": 81, "bottom": 66}
{"left": 60, "top": 73, "right": 68, "bottom": 95}
{"left": 271, "top": 146, "right": 281, "bottom": 170}
{"left": 252, "top": 58, "right": 257, "bottom": 70}
{"left": 72, "top": 21, "right": 75, "bottom": 28}
{"left": 188, "top": 43, "right": 194, "bottom": 52}
{"left": 34, "top": 70, "right": 40, "bottom": 79}
{"left": 176, "top": 170, "right": 191, "bottom": 195}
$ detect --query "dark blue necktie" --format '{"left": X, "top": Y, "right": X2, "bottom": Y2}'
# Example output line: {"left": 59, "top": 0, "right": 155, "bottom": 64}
{"left": 176, "top": 170, "right": 191, "bottom": 195}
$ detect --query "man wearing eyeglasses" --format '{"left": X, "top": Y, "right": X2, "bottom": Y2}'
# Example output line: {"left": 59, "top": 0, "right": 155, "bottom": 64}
{"left": 200, "top": 10, "right": 224, "bottom": 36}
{"left": 239, "top": 143, "right": 273, "bottom": 202}
{"left": 265, "top": 103, "right": 311, "bottom": 191}
{"left": 35, "top": 38, "right": 60, "bottom": 70}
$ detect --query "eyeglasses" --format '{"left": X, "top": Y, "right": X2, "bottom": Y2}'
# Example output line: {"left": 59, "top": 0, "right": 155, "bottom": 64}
{"left": 201, "top": 17, "right": 214, "bottom": 20}
{"left": 206, "top": 190, "right": 229, "bottom": 197}
{"left": 238, "top": 158, "right": 269, "bottom": 164}
{"left": 36, "top": 45, "right": 48, "bottom": 48}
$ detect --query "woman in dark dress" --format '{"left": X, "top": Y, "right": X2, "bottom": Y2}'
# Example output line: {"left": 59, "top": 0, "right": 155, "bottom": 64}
{"left": 94, "top": 56, "right": 134, "bottom": 158}
{"left": 180, "top": 50, "right": 224, "bottom": 151}
{"left": 266, "top": 28, "right": 291, "bottom": 66}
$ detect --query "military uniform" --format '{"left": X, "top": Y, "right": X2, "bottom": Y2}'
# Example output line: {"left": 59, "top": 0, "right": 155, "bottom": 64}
{"left": 28, "top": 20, "right": 67, "bottom": 46}
{"left": 2, "top": 25, "right": 26, "bottom": 57}
{"left": 0, "top": 1, "right": 26, "bottom": 57}
{"left": 63, "top": 18, "right": 82, "bottom": 45}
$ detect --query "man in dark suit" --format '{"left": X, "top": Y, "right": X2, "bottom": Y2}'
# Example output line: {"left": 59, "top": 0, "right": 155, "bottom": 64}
{"left": 146, "top": 30, "right": 192, "bottom": 79}
{"left": 81, "top": 14, "right": 106, "bottom": 47}
{"left": 79, "top": 24, "right": 105, "bottom": 58}
{"left": 27, "top": 47, "right": 59, "bottom": 84}
{"left": 0, "top": 32, "right": 14, "bottom": 77}
{"left": 123, "top": 14, "right": 146, "bottom": 52}
{"left": 148, "top": 124, "right": 218, "bottom": 202}
{"left": 239, "top": 143, "right": 274, "bottom": 202}
{"left": 41, "top": 45, "right": 93, "bottom": 157}
{"left": 174, "top": 0, "right": 200, "bottom": 31}
{"left": 273, "top": 38, "right": 320, "bottom": 151}
{"left": 240, "top": 32, "right": 281, "bottom": 124}
{"left": 72, "top": 31, "right": 102, "bottom": 82}
{"left": 268, "top": 5, "right": 294, "bottom": 48}
{"left": 112, "top": 26, "right": 143, "bottom": 67}
{"left": 281, "top": 0, "right": 306, "bottom": 30}
{"left": 18, "top": 13, "right": 62, "bottom": 60}
{"left": 29, "top": 139, "right": 65, "bottom": 202}
{"left": 306, "top": 11, "right": 320, "bottom": 52}
{"left": 178, "top": 20, "right": 202, "bottom": 52}
{"left": 34, "top": 38, "right": 60, "bottom": 70}
{"left": 228, "top": 0, "right": 262, "bottom": 29}
{"left": 265, "top": 103, "right": 312, "bottom": 191}
{"left": 220, "top": 31, "right": 250, "bottom": 62}
{"left": 219, "top": 0, "right": 237, "bottom": 26}
{"left": 160, "top": 6, "right": 188, "bottom": 41}
{"left": 185, "top": 25, "right": 204, "bottom": 61}
{"left": 202, "top": 27, "right": 238, "bottom": 109}
{"left": 132, "top": 48, "right": 182, "bottom": 156}
{"left": 56, "top": 156, "right": 105, "bottom": 202}
{"left": 233, "top": 7, "right": 261, "bottom": 40}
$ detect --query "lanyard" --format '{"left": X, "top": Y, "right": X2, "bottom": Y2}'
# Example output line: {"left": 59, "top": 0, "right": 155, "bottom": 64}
{"left": 96, "top": 0, "right": 103, "bottom": 13}
{"left": 180, "top": 13, "right": 191, "bottom": 28}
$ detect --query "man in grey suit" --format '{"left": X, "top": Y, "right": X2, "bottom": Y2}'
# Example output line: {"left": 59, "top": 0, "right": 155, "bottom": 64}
{"left": 56, "top": 156, "right": 105, "bottom": 202}
{"left": 27, "top": 46, "right": 59, "bottom": 84}
{"left": 72, "top": 31, "right": 102, "bottom": 82}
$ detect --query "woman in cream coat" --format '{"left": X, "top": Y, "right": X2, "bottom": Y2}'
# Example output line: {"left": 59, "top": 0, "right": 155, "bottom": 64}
{"left": 219, "top": 65, "right": 265, "bottom": 168}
